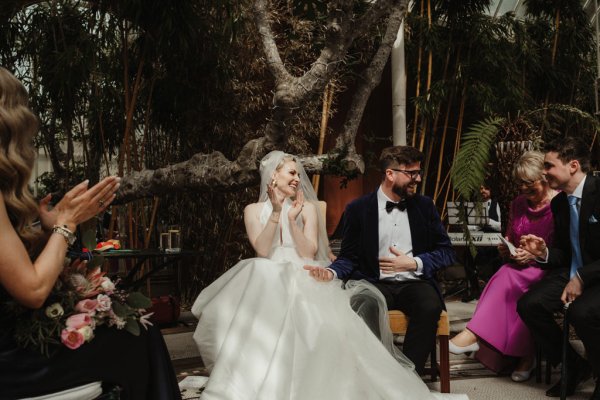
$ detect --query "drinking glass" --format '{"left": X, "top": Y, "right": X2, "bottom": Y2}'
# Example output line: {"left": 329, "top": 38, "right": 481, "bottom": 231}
{"left": 167, "top": 226, "right": 181, "bottom": 253}
{"left": 160, "top": 232, "right": 170, "bottom": 251}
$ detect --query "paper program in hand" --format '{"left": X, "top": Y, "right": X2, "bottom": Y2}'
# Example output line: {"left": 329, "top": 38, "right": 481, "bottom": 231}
{"left": 498, "top": 235, "right": 517, "bottom": 256}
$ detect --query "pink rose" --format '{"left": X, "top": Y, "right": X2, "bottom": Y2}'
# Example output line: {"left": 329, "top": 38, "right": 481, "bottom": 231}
{"left": 65, "top": 313, "right": 93, "bottom": 330}
{"left": 61, "top": 328, "right": 85, "bottom": 350}
{"left": 75, "top": 299, "right": 98, "bottom": 315}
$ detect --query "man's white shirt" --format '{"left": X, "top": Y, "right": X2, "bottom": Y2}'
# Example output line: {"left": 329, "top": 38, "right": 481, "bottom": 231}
{"left": 377, "top": 187, "right": 423, "bottom": 281}
{"left": 483, "top": 199, "right": 501, "bottom": 232}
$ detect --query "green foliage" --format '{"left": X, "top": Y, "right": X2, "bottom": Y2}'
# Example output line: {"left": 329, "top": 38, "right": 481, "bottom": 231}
{"left": 322, "top": 151, "right": 360, "bottom": 189}
{"left": 7, "top": 281, "right": 76, "bottom": 356}
{"left": 124, "top": 317, "right": 140, "bottom": 336}
{"left": 34, "top": 162, "right": 87, "bottom": 196}
{"left": 451, "top": 116, "right": 504, "bottom": 200}
{"left": 127, "top": 291, "right": 152, "bottom": 309}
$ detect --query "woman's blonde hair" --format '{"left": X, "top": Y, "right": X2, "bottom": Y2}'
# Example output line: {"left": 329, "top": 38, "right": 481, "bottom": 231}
{"left": 0, "top": 67, "right": 41, "bottom": 248}
{"left": 274, "top": 154, "right": 296, "bottom": 172}
{"left": 512, "top": 150, "right": 545, "bottom": 183}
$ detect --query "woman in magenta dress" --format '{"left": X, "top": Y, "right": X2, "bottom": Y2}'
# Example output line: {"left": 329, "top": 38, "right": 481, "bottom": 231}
{"left": 449, "top": 151, "right": 557, "bottom": 381}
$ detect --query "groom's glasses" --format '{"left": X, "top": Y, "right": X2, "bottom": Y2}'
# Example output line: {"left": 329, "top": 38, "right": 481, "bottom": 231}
{"left": 389, "top": 169, "right": 423, "bottom": 180}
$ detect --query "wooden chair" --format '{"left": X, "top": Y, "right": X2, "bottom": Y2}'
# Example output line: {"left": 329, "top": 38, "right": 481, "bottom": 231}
{"left": 388, "top": 310, "right": 451, "bottom": 393}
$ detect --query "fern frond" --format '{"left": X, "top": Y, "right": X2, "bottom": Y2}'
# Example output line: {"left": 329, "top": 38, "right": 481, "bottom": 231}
{"left": 451, "top": 116, "right": 505, "bottom": 200}
{"left": 528, "top": 104, "right": 600, "bottom": 134}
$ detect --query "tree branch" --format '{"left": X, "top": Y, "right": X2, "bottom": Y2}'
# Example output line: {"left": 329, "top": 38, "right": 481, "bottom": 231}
{"left": 115, "top": 146, "right": 363, "bottom": 203}
{"left": 351, "top": 0, "right": 403, "bottom": 44}
{"left": 336, "top": 2, "right": 407, "bottom": 154}
{"left": 252, "top": 0, "right": 291, "bottom": 82}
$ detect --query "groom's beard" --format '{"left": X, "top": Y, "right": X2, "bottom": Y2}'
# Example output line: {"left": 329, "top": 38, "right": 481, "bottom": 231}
{"left": 392, "top": 181, "right": 418, "bottom": 199}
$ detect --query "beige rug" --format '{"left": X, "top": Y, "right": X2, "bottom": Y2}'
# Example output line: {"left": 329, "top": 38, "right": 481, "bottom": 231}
{"left": 427, "top": 376, "right": 596, "bottom": 400}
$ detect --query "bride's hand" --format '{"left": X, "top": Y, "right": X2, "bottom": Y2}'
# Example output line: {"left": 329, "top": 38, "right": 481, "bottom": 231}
{"left": 267, "top": 183, "right": 283, "bottom": 212}
{"left": 288, "top": 190, "right": 304, "bottom": 221}
{"left": 303, "top": 265, "right": 333, "bottom": 282}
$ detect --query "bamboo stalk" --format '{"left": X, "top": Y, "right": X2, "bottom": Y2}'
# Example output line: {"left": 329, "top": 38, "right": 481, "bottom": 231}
{"left": 411, "top": 0, "right": 426, "bottom": 147}
{"left": 424, "top": 35, "right": 455, "bottom": 198}
{"left": 437, "top": 168, "right": 451, "bottom": 219}
{"left": 312, "top": 83, "right": 334, "bottom": 192}
{"left": 433, "top": 94, "right": 454, "bottom": 201}
{"left": 417, "top": 0, "right": 433, "bottom": 152}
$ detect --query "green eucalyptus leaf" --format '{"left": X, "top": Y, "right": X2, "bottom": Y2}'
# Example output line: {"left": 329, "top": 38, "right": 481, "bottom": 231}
{"left": 111, "top": 300, "right": 128, "bottom": 318}
{"left": 124, "top": 318, "right": 140, "bottom": 336}
{"left": 127, "top": 292, "right": 152, "bottom": 309}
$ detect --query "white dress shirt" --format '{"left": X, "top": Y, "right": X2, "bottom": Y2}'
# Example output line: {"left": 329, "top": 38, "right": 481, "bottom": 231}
{"left": 484, "top": 199, "right": 501, "bottom": 232}
{"left": 377, "top": 187, "right": 423, "bottom": 281}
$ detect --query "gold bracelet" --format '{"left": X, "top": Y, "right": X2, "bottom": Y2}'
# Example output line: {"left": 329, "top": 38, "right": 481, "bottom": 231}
{"left": 52, "top": 224, "right": 76, "bottom": 246}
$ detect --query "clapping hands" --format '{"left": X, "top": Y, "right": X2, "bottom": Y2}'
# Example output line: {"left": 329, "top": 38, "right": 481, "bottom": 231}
{"left": 266, "top": 182, "right": 283, "bottom": 212}
{"left": 288, "top": 190, "right": 304, "bottom": 221}
{"left": 39, "top": 176, "right": 121, "bottom": 231}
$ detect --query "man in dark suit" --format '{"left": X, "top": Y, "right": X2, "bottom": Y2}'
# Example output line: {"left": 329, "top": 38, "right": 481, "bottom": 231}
{"left": 304, "top": 145, "right": 455, "bottom": 374}
{"left": 518, "top": 137, "right": 600, "bottom": 398}
{"left": 466, "top": 180, "right": 503, "bottom": 296}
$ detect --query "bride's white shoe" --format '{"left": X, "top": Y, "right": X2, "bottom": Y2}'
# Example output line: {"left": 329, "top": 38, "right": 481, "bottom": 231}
{"left": 510, "top": 359, "right": 536, "bottom": 382}
{"left": 448, "top": 340, "right": 479, "bottom": 355}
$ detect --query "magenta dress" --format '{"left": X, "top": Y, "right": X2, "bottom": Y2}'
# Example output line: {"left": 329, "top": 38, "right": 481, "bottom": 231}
{"left": 467, "top": 194, "right": 554, "bottom": 372}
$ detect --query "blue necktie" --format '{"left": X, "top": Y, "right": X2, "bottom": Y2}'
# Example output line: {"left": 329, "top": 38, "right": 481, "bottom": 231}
{"left": 568, "top": 195, "right": 583, "bottom": 278}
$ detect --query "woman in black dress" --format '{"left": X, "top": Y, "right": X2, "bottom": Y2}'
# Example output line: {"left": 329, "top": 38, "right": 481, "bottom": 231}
{"left": 0, "top": 67, "right": 181, "bottom": 400}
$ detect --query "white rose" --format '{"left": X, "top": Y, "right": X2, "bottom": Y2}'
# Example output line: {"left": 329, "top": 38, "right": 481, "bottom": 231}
{"left": 96, "top": 294, "right": 112, "bottom": 312}
{"left": 100, "top": 277, "right": 116, "bottom": 293}
{"left": 45, "top": 303, "right": 64, "bottom": 319}
{"left": 77, "top": 325, "right": 95, "bottom": 342}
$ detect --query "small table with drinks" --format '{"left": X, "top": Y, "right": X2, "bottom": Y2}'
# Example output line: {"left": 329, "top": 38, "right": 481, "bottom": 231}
{"left": 98, "top": 248, "right": 197, "bottom": 290}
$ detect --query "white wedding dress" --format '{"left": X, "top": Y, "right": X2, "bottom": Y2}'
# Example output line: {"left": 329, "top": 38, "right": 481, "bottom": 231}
{"left": 192, "top": 201, "right": 467, "bottom": 400}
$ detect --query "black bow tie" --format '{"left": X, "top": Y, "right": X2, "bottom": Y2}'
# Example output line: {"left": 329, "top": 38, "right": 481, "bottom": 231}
{"left": 385, "top": 200, "right": 407, "bottom": 213}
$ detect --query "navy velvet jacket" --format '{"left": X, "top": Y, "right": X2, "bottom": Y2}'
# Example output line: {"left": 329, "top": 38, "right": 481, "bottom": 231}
{"left": 329, "top": 189, "right": 456, "bottom": 284}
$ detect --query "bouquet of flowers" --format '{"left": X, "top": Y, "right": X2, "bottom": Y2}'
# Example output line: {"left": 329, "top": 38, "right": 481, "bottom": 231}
{"left": 6, "top": 255, "right": 153, "bottom": 356}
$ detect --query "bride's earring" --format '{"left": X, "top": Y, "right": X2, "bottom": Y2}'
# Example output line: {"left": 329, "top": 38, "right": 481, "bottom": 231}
{"left": 271, "top": 178, "right": 277, "bottom": 188}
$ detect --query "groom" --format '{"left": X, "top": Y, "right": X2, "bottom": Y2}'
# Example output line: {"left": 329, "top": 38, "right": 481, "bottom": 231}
{"left": 305, "top": 145, "right": 455, "bottom": 374}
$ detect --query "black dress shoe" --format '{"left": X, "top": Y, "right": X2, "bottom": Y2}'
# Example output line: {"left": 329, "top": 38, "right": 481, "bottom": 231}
{"left": 546, "top": 379, "right": 576, "bottom": 397}
{"left": 590, "top": 379, "right": 600, "bottom": 400}
{"left": 546, "top": 358, "right": 592, "bottom": 397}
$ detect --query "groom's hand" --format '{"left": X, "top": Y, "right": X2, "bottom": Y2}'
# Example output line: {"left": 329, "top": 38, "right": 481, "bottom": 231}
{"left": 303, "top": 265, "right": 333, "bottom": 282}
{"left": 379, "top": 247, "right": 417, "bottom": 274}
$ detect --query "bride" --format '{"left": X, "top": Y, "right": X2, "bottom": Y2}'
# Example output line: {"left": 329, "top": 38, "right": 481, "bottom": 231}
{"left": 192, "top": 151, "right": 467, "bottom": 400}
